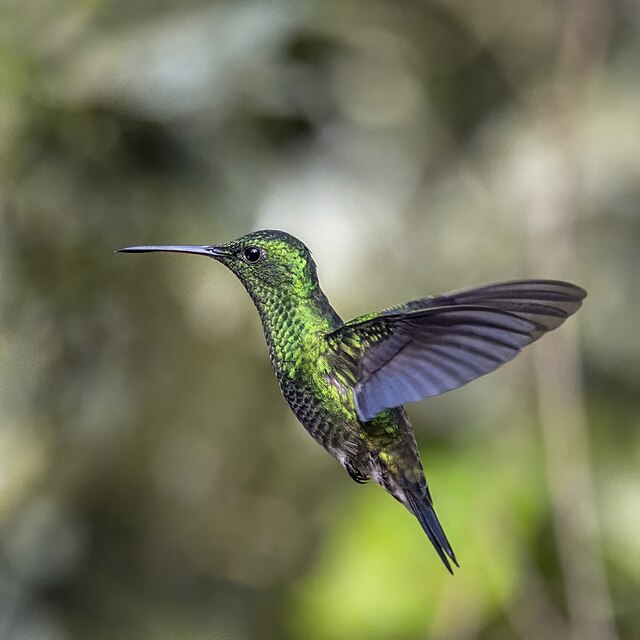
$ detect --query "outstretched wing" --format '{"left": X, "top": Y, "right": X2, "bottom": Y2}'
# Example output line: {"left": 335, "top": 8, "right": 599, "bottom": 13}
{"left": 326, "top": 280, "right": 586, "bottom": 422}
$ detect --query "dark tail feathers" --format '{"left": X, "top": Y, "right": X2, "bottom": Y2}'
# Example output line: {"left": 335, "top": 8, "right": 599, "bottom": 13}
{"left": 405, "top": 488, "right": 459, "bottom": 574}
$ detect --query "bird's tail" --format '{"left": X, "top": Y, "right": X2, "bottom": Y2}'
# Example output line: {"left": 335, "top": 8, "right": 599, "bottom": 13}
{"left": 404, "top": 485, "right": 459, "bottom": 574}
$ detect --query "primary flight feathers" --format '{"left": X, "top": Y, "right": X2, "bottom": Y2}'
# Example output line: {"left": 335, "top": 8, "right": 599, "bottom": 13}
{"left": 327, "top": 280, "right": 586, "bottom": 421}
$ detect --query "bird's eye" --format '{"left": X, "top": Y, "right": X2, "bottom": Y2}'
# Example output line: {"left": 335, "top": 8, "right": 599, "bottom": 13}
{"left": 243, "top": 246, "right": 263, "bottom": 264}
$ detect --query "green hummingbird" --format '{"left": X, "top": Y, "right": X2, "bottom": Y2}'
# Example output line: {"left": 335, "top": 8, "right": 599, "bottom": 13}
{"left": 119, "top": 230, "right": 586, "bottom": 573}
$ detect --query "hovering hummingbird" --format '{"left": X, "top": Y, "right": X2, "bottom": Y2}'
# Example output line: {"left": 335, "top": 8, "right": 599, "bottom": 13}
{"left": 119, "top": 230, "right": 586, "bottom": 573}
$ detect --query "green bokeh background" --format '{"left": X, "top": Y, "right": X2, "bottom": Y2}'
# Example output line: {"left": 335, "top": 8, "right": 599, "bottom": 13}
{"left": 1, "top": 1, "right": 639, "bottom": 639}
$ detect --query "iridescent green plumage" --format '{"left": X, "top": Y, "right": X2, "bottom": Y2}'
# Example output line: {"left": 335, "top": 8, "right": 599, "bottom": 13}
{"left": 119, "top": 229, "right": 586, "bottom": 573}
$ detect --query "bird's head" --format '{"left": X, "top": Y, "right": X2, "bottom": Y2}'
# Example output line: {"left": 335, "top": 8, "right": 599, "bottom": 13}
{"left": 119, "top": 230, "right": 320, "bottom": 303}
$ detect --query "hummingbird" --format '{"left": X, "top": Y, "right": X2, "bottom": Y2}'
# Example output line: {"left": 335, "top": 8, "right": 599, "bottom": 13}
{"left": 119, "top": 230, "right": 586, "bottom": 573}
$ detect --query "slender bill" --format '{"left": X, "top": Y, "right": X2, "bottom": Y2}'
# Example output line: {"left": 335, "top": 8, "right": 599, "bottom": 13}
{"left": 117, "top": 245, "right": 227, "bottom": 258}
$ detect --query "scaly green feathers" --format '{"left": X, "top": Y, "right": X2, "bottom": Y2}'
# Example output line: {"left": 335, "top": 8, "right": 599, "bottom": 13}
{"left": 213, "top": 231, "right": 342, "bottom": 377}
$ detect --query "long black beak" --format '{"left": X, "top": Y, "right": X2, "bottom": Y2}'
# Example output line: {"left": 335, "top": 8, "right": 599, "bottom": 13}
{"left": 117, "top": 245, "right": 228, "bottom": 258}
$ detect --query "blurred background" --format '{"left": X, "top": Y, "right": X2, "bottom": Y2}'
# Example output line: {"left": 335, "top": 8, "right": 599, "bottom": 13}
{"left": 1, "top": 1, "right": 639, "bottom": 639}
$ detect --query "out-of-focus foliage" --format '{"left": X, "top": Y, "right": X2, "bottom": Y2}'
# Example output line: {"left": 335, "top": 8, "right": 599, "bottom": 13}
{"left": 1, "top": 1, "right": 639, "bottom": 639}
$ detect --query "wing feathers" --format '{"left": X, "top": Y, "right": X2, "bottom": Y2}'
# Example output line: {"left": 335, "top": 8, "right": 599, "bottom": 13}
{"left": 329, "top": 280, "right": 586, "bottom": 422}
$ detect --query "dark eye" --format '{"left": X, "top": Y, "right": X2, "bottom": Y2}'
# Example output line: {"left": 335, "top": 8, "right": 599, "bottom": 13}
{"left": 243, "top": 246, "right": 262, "bottom": 263}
